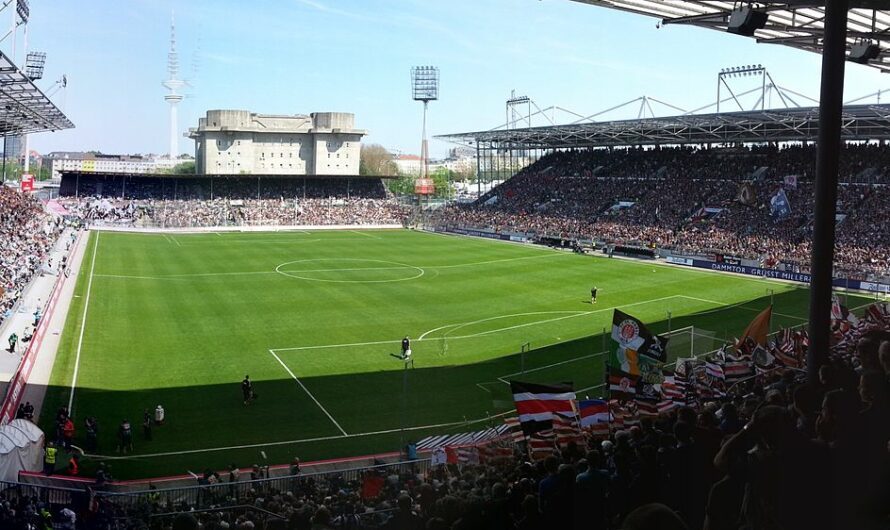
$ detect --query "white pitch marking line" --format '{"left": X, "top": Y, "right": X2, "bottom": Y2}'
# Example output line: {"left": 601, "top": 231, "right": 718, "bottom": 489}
{"left": 91, "top": 254, "right": 566, "bottom": 283}
{"left": 94, "top": 271, "right": 278, "bottom": 280}
{"left": 68, "top": 231, "right": 99, "bottom": 412}
{"left": 350, "top": 230, "right": 380, "bottom": 239}
{"left": 576, "top": 383, "right": 607, "bottom": 394}
{"left": 272, "top": 294, "right": 689, "bottom": 353}
{"left": 269, "top": 350, "right": 348, "bottom": 436}
{"left": 496, "top": 351, "right": 607, "bottom": 384}
{"left": 418, "top": 311, "right": 587, "bottom": 341}
{"left": 427, "top": 253, "right": 567, "bottom": 270}
{"left": 679, "top": 295, "right": 807, "bottom": 321}
{"left": 84, "top": 410, "right": 516, "bottom": 460}
{"left": 284, "top": 266, "right": 413, "bottom": 273}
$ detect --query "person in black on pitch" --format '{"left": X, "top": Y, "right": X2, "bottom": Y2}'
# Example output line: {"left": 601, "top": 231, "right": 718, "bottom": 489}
{"left": 401, "top": 336, "right": 410, "bottom": 357}
{"left": 591, "top": 286, "right": 598, "bottom": 304}
{"left": 242, "top": 375, "right": 253, "bottom": 405}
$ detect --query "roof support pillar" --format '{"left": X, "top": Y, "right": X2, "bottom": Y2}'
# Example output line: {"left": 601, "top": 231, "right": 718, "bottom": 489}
{"left": 807, "top": 0, "right": 848, "bottom": 383}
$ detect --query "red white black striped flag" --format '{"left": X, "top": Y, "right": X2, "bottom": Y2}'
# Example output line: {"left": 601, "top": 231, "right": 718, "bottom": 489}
{"left": 510, "top": 381, "right": 576, "bottom": 434}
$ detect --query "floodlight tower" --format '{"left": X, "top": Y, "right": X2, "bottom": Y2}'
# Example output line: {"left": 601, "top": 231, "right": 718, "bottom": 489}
{"left": 411, "top": 66, "right": 439, "bottom": 179}
{"left": 21, "top": 50, "right": 44, "bottom": 174}
{"left": 717, "top": 64, "right": 766, "bottom": 112}
{"left": 163, "top": 11, "right": 186, "bottom": 159}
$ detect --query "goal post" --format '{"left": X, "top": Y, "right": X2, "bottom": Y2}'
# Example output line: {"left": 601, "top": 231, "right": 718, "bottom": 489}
{"left": 663, "top": 325, "right": 724, "bottom": 361}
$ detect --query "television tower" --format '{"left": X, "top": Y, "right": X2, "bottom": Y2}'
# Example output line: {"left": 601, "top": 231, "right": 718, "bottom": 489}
{"left": 162, "top": 11, "right": 185, "bottom": 159}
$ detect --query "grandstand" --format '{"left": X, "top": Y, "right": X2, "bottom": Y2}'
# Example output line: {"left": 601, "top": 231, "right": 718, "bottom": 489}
{"left": 427, "top": 143, "right": 890, "bottom": 280}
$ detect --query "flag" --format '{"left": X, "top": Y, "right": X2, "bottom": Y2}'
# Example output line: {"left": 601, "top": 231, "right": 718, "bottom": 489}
{"left": 510, "top": 381, "right": 576, "bottom": 434}
{"left": 611, "top": 310, "right": 668, "bottom": 367}
{"left": 634, "top": 378, "right": 660, "bottom": 402}
{"left": 622, "top": 403, "right": 641, "bottom": 427}
{"left": 578, "top": 400, "right": 609, "bottom": 428}
{"left": 752, "top": 344, "right": 776, "bottom": 373}
{"left": 660, "top": 374, "right": 685, "bottom": 402}
{"left": 724, "top": 358, "right": 753, "bottom": 381}
{"left": 657, "top": 399, "right": 677, "bottom": 414}
{"left": 503, "top": 417, "right": 525, "bottom": 444}
{"left": 738, "top": 181, "right": 757, "bottom": 206}
{"left": 607, "top": 369, "right": 639, "bottom": 401}
{"left": 528, "top": 430, "right": 556, "bottom": 460}
{"left": 831, "top": 295, "right": 860, "bottom": 327}
{"left": 768, "top": 329, "right": 805, "bottom": 368}
{"left": 705, "top": 361, "right": 725, "bottom": 380}
{"left": 636, "top": 400, "right": 659, "bottom": 418}
{"left": 864, "top": 303, "right": 890, "bottom": 325}
{"left": 736, "top": 306, "right": 772, "bottom": 353}
{"left": 783, "top": 175, "right": 799, "bottom": 189}
{"left": 770, "top": 188, "right": 792, "bottom": 219}
{"left": 457, "top": 446, "right": 479, "bottom": 465}
{"left": 477, "top": 443, "right": 514, "bottom": 463}
{"left": 608, "top": 400, "right": 625, "bottom": 430}
{"left": 553, "top": 413, "right": 582, "bottom": 448}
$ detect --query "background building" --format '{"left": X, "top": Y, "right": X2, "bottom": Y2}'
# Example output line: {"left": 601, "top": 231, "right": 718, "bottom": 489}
{"left": 42, "top": 152, "right": 182, "bottom": 179}
{"left": 187, "top": 110, "right": 365, "bottom": 176}
{"left": 392, "top": 153, "right": 422, "bottom": 176}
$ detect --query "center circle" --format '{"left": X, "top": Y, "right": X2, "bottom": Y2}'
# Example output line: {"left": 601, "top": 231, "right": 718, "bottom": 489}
{"left": 274, "top": 258, "right": 425, "bottom": 283}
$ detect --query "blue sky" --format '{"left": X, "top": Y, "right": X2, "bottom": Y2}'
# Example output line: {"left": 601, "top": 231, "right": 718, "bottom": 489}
{"left": 18, "top": 0, "right": 890, "bottom": 158}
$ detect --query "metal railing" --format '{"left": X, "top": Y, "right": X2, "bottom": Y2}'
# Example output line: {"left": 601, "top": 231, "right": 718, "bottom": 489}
{"left": 2, "top": 458, "right": 431, "bottom": 513}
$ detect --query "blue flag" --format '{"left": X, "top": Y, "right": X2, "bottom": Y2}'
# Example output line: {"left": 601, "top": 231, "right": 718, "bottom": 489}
{"left": 770, "top": 189, "right": 792, "bottom": 220}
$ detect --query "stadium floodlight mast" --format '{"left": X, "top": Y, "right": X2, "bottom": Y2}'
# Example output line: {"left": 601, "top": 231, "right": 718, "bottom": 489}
{"left": 410, "top": 66, "right": 439, "bottom": 180}
{"left": 717, "top": 64, "right": 768, "bottom": 112}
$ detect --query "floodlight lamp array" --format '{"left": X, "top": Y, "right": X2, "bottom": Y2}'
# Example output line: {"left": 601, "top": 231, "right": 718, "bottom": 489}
{"left": 25, "top": 51, "right": 45, "bottom": 81}
{"left": 16, "top": 0, "right": 28, "bottom": 23}
{"left": 411, "top": 66, "right": 439, "bottom": 102}
{"left": 720, "top": 64, "right": 764, "bottom": 77}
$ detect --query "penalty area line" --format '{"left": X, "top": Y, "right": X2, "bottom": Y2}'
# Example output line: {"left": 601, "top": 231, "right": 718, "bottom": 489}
{"left": 268, "top": 350, "right": 348, "bottom": 436}
{"left": 679, "top": 295, "right": 807, "bottom": 321}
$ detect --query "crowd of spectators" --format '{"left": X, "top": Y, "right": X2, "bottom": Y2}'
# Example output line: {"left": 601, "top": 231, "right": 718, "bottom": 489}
{"left": 0, "top": 185, "right": 63, "bottom": 328}
{"left": 57, "top": 177, "right": 408, "bottom": 228}
{"left": 432, "top": 144, "right": 890, "bottom": 279}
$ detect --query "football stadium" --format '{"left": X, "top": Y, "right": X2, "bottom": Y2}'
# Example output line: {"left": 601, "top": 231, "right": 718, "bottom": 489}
{"left": 1, "top": 1, "right": 889, "bottom": 529}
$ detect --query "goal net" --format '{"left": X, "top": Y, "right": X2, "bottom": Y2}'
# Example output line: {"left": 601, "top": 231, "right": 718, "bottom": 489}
{"left": 663, "top": 325, "right": 725, "bottom": 362}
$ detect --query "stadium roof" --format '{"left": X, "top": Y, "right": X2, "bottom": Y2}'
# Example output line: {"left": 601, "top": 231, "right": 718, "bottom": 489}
{"left": 571, "top": 1, "right": 890, "bottom": 73}
{"left": 436, "top": 104, "right": 890, "bottom": 149}
{"left": 0, "top": 51, "right": 73, "bottom": 135}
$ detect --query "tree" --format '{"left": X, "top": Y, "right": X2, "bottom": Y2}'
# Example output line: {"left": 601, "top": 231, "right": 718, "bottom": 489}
{"left": 385, "top": 174, "right": 414, "bottom": 195}
{"left": 0, "top": 160, "right": 24, "bottom": 181}
{"left": 429, "top": 167, "right": 454, "bottom": 199}
{"left": 172, "top": 161, "right": 196, "bottom": 174}
{"left": 360, "top": 144, "right": 398, "bottom": 176}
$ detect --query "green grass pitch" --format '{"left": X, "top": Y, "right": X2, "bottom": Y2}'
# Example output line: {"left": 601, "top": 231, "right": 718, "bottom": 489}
{"left": 40, "top": 229, "right": 873, "bottom": 478}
